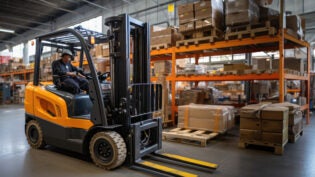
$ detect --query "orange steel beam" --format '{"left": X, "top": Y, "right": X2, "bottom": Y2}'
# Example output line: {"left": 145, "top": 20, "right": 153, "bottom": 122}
{"left": 175, "top": 73, "right": 280, "bottom": 81}
{"left": 171, "top": 49, "right": 176, "bottom": 126}
{"left": 175, "top": 35, "right": 279, "bottom": 53}
{"left": 306, "top": 45, "right": 311, "bottom": 124}
{"left": 284, "top": 31, "right": 310, "bottom": 47}
{"left": 284, "top": 74, "right": 308, "bottom": 80}
{"left": 279, "top": 30, "right": 285, "bottom": 102}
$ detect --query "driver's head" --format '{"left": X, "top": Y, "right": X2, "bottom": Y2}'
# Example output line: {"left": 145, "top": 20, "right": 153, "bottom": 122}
{"left": 61, "top": 49, "right": 73, "bottom": 63}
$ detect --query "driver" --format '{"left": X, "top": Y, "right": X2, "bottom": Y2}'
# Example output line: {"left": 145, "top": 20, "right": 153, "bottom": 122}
{"left": 52, "top": 49, "right": 89, "bottom": 94}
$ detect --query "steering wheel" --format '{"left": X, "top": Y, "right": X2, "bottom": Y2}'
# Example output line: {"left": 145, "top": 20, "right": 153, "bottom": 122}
{"left": 98, "top": 72, "right": 110, "bottom": 82}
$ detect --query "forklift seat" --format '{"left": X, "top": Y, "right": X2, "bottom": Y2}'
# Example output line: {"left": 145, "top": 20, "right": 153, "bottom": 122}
{"left": 45, "top": 85, "right": 92, "bottom": 119}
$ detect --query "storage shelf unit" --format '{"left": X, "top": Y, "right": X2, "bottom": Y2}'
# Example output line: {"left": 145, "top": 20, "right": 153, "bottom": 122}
{"left": 150, "top": 31, "right": 311, "bottom": 125}
{"left": 0, "top": 69, "right": 34, "bottom": 84}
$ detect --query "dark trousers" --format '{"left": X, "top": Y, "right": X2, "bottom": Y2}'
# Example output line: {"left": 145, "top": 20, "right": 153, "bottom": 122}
{"left": 61, "top": 77, "right": 89, "bottom": 94}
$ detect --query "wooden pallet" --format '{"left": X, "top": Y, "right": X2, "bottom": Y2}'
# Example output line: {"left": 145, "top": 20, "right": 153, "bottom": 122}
{"left": 176, "top": 27, "right": 223, "bottom": 47}
{"left": 239, "top": 139, "right": 288, "bottom": 155}
{"left": 150, "top": 43, "right": 172, "bottom": 50}
{"left": 162, "top": 128, "right": 219, "bottom": 147}
{"left": 225, "top": 21, "right": 277, "bottom": 40}
{"left": 176, "top": 72, "right": 205, "bottom": 76}
{"left": 176, "top": 36, "right": 220, "bottom": 47}
{"left": 289, "top": 130, "right": 303, "bottom": 143}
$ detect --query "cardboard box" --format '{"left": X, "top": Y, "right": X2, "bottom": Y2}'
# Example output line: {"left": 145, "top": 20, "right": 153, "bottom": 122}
{"left": 179, "top": 22, "right": 195, "bottom": 32}
{"left": 240, "top": 118, "right": 261, "bottom": 130}
{"left": 272, "top": 58, "right": 304, "bottom": 73}
{"left": 178, "top": 2, "right": 194, "bottom": 14}
{"left": 225, "top": 0, "right": 260, "bottom": 26}
{"left": 194, "top": 1, "right": 211, "bottom": 10}
{"left": 261, "top": 106, "right": 289, "bottom": 121}
{"left": 262, "top": 129, "right": 288, "bottom": 144}
{"left": 195, "top": 8, "right": 212, "bottom": 20}
{"left": 178, "top": 104, "right": 235, "bottom": 133}
{"left": 262, "top": 118, "right": 288, "bottom": 133}
{"left": 286, "top": 15, "right": 304, "bottom": 39}
{"left": 179, "top": 12, "right": 195, "bottom": 24}
{"left": 289, "top": 117, "right": 303, "bottom": 135}
{"left": 240, "top": 129, "right": 261, "bottom": 141}
{"left": 154, "top": 61, "right": 172, "bottom": 74}
{"left": 240, "top": 103, "right": 271, "bottom": 118}
{"left": 224, "top": 63, "right": 252, "bottom": 71}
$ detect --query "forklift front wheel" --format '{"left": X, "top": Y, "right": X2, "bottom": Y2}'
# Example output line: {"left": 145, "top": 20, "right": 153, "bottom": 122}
{"left": 26, "top": 120, "right": 46, "bottom": 149}
{"left": 89, "top": 131, "right": 127, "bottom": 170}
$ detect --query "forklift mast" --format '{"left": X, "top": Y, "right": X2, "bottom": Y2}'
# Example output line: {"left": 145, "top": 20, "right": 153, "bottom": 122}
{"left": 106, "top": 14, "right": 162, "bottom": 166}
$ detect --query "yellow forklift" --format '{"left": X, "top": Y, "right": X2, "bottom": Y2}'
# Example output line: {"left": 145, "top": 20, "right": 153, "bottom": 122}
{"left": 24, "top": 14, "right": 218, "bottom": 176}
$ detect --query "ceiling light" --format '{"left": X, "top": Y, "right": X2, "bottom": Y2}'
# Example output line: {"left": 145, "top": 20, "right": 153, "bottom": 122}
{"left": 0, "top": 28, "right": 15, "bottom": 34}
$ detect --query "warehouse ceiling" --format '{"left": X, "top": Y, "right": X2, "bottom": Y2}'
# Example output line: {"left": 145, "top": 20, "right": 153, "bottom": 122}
{"left": 0, "top": 0, "right": 315, "bottom": 49}
{"left": 0, "top": 0, "right": 134, "bottom": 47}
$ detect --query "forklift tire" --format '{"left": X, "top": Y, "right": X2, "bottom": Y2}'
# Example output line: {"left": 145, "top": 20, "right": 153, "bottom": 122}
{"left": 26, "top": 120, "right": 46, "bottom": 149}
{"left": 89, "top": 131, "right": 127, "bottom": 170}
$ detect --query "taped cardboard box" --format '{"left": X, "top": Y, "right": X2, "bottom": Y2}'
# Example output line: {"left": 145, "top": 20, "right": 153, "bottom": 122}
{"left": 178, "top": 104, "right": 235, "bottom": 133}
{"left": 239, "top": 103, "right": 271, "bottom": 118}
{"left": 261, "top": 106, "right": 289, "bottom": 121}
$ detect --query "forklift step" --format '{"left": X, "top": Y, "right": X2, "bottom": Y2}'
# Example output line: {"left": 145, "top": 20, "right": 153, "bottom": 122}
{"left": 154, "top": 153, "right": 218, "bottom": 170}
{"left": 134, "top": 160, "right": 198, "bottom": 177}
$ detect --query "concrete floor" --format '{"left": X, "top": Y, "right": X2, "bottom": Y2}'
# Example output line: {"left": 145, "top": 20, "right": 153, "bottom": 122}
{"left": 1, "top": 104, "right": 315, "bottom": 177}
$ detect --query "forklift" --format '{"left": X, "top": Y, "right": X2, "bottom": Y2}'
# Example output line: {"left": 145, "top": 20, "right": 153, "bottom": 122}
{"left": 24, "top": 14, "right": 218, "bottom": 176}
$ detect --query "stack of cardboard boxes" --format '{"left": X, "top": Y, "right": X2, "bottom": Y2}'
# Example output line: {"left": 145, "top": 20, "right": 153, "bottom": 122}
{"left": 225, "top": 0, "right": 260, "bottom": 26}
{"left": 273, "top": 102, "right": 303, "bottom": 143}
{"left": 177, "top": 0, "right": 223, "bottom": 39}
{"left": 150, "top": 27, "right": 182, "bottom": 47}
{"left": 178, "top": 104, "right": 235, "bottom": 133}
{"left": 194, "top": 0, "right": 223, "bottom": 31}
{"left": 240, "top": 103, "right": 289, "bottom": 154}
{"left": 178, "top": 2, "right": 195, "bottom": 32}
{"left": 153, "top": 60, "right": 172, "bottom": 123}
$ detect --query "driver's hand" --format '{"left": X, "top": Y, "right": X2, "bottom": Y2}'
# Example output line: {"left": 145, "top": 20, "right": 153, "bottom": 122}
{"left": 67, "top": 72, "right": 76, "bottom": 77}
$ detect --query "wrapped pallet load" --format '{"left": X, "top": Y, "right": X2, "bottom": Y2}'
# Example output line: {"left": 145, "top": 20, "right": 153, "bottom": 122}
{"left": 225, "top": 0, "right": 260, "bottom": 26}
{"left": 272, "top": 102, "right": 303, "bottom": 143}
{"left": 240, "top": 102, "right": 289, "bottom": 154}
{"left": 194, "top": 0, "right": 224, "bottom": 31}
{"left": 178, "top": 104, "right": 235, "bottom": 133}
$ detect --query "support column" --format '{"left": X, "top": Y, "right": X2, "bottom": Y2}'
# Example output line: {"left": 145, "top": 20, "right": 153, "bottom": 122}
{"left": 23, "top": 41, "right": 29, "bottom": 65}
{"left": 279, "top": 0, "right": 285, "bottom": 102}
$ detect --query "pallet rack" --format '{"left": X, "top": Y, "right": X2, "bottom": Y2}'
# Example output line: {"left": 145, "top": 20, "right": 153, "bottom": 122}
{"left": 0, "top": 69, "right": 34, "bottom": 85}
{"left": 150, "top": 30, "right": 311, "bottom": 125}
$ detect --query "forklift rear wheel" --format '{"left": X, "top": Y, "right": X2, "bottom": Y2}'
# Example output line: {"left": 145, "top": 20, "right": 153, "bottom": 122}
{"left": 89, "top": 131, "right": 126, "bottom": 170}
{"left": 26, "top": 120, "right": 46, "bottom": 149}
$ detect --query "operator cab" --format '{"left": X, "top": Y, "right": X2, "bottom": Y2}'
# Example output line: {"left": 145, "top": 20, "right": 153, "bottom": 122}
{"left": 35, "top": 26, "right": 110, "bottom": 119}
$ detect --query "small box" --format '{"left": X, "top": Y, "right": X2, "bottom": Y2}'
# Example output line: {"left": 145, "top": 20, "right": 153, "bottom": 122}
{"left": 261, "top": 106, "right": 289, "bottom": 121}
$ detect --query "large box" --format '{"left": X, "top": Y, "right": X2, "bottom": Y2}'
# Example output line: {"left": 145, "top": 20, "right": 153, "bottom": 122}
{"left": 194, "top": 0, "right": 224, "bottom": 30}
{"left": 151, "top": 27, "right": 182, "bottom": 46}
{"left": 225, "top": 0, "right": 259, "bottom": 26}
{"left": 179, "top": 12, "right": 195, "bottom": 24}
{"left": 178, "top": 104, "right": 235, "bottom": 133}
{"left": 178, "top": 2, "right": 194, "bottom": 14}
{"left": 262, "top": 129, "right": 288, "bottom": 144}
{"left": 272, "top": 58, "right": 304, "bottom": 73}
{"left": 223, "top": 63, "right": 252, "bottom": 71}
{"left": 154, "top": 61, "right": 172, "bottom": 75}
{"left": 286, "top": 15, "right": 304, "bottom": 39}
{"left": 239, "top": 103, "right": 271, "bottom": 118}
{"left": 261, "top": 106, "right": 289, "bottom": 121}
{"left": 240, "top": 118, "right": 261, "bottom": 130}
{"left": 179, "top": 22, "right": 195, "bottom": 32}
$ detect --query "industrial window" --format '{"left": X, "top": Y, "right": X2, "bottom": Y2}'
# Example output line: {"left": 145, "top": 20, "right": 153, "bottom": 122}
{"left": 12, "top": 43, "right": 24, "bottom": 58}
{"left": 28, "top": 40, "right": 35, "bottom": 57}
